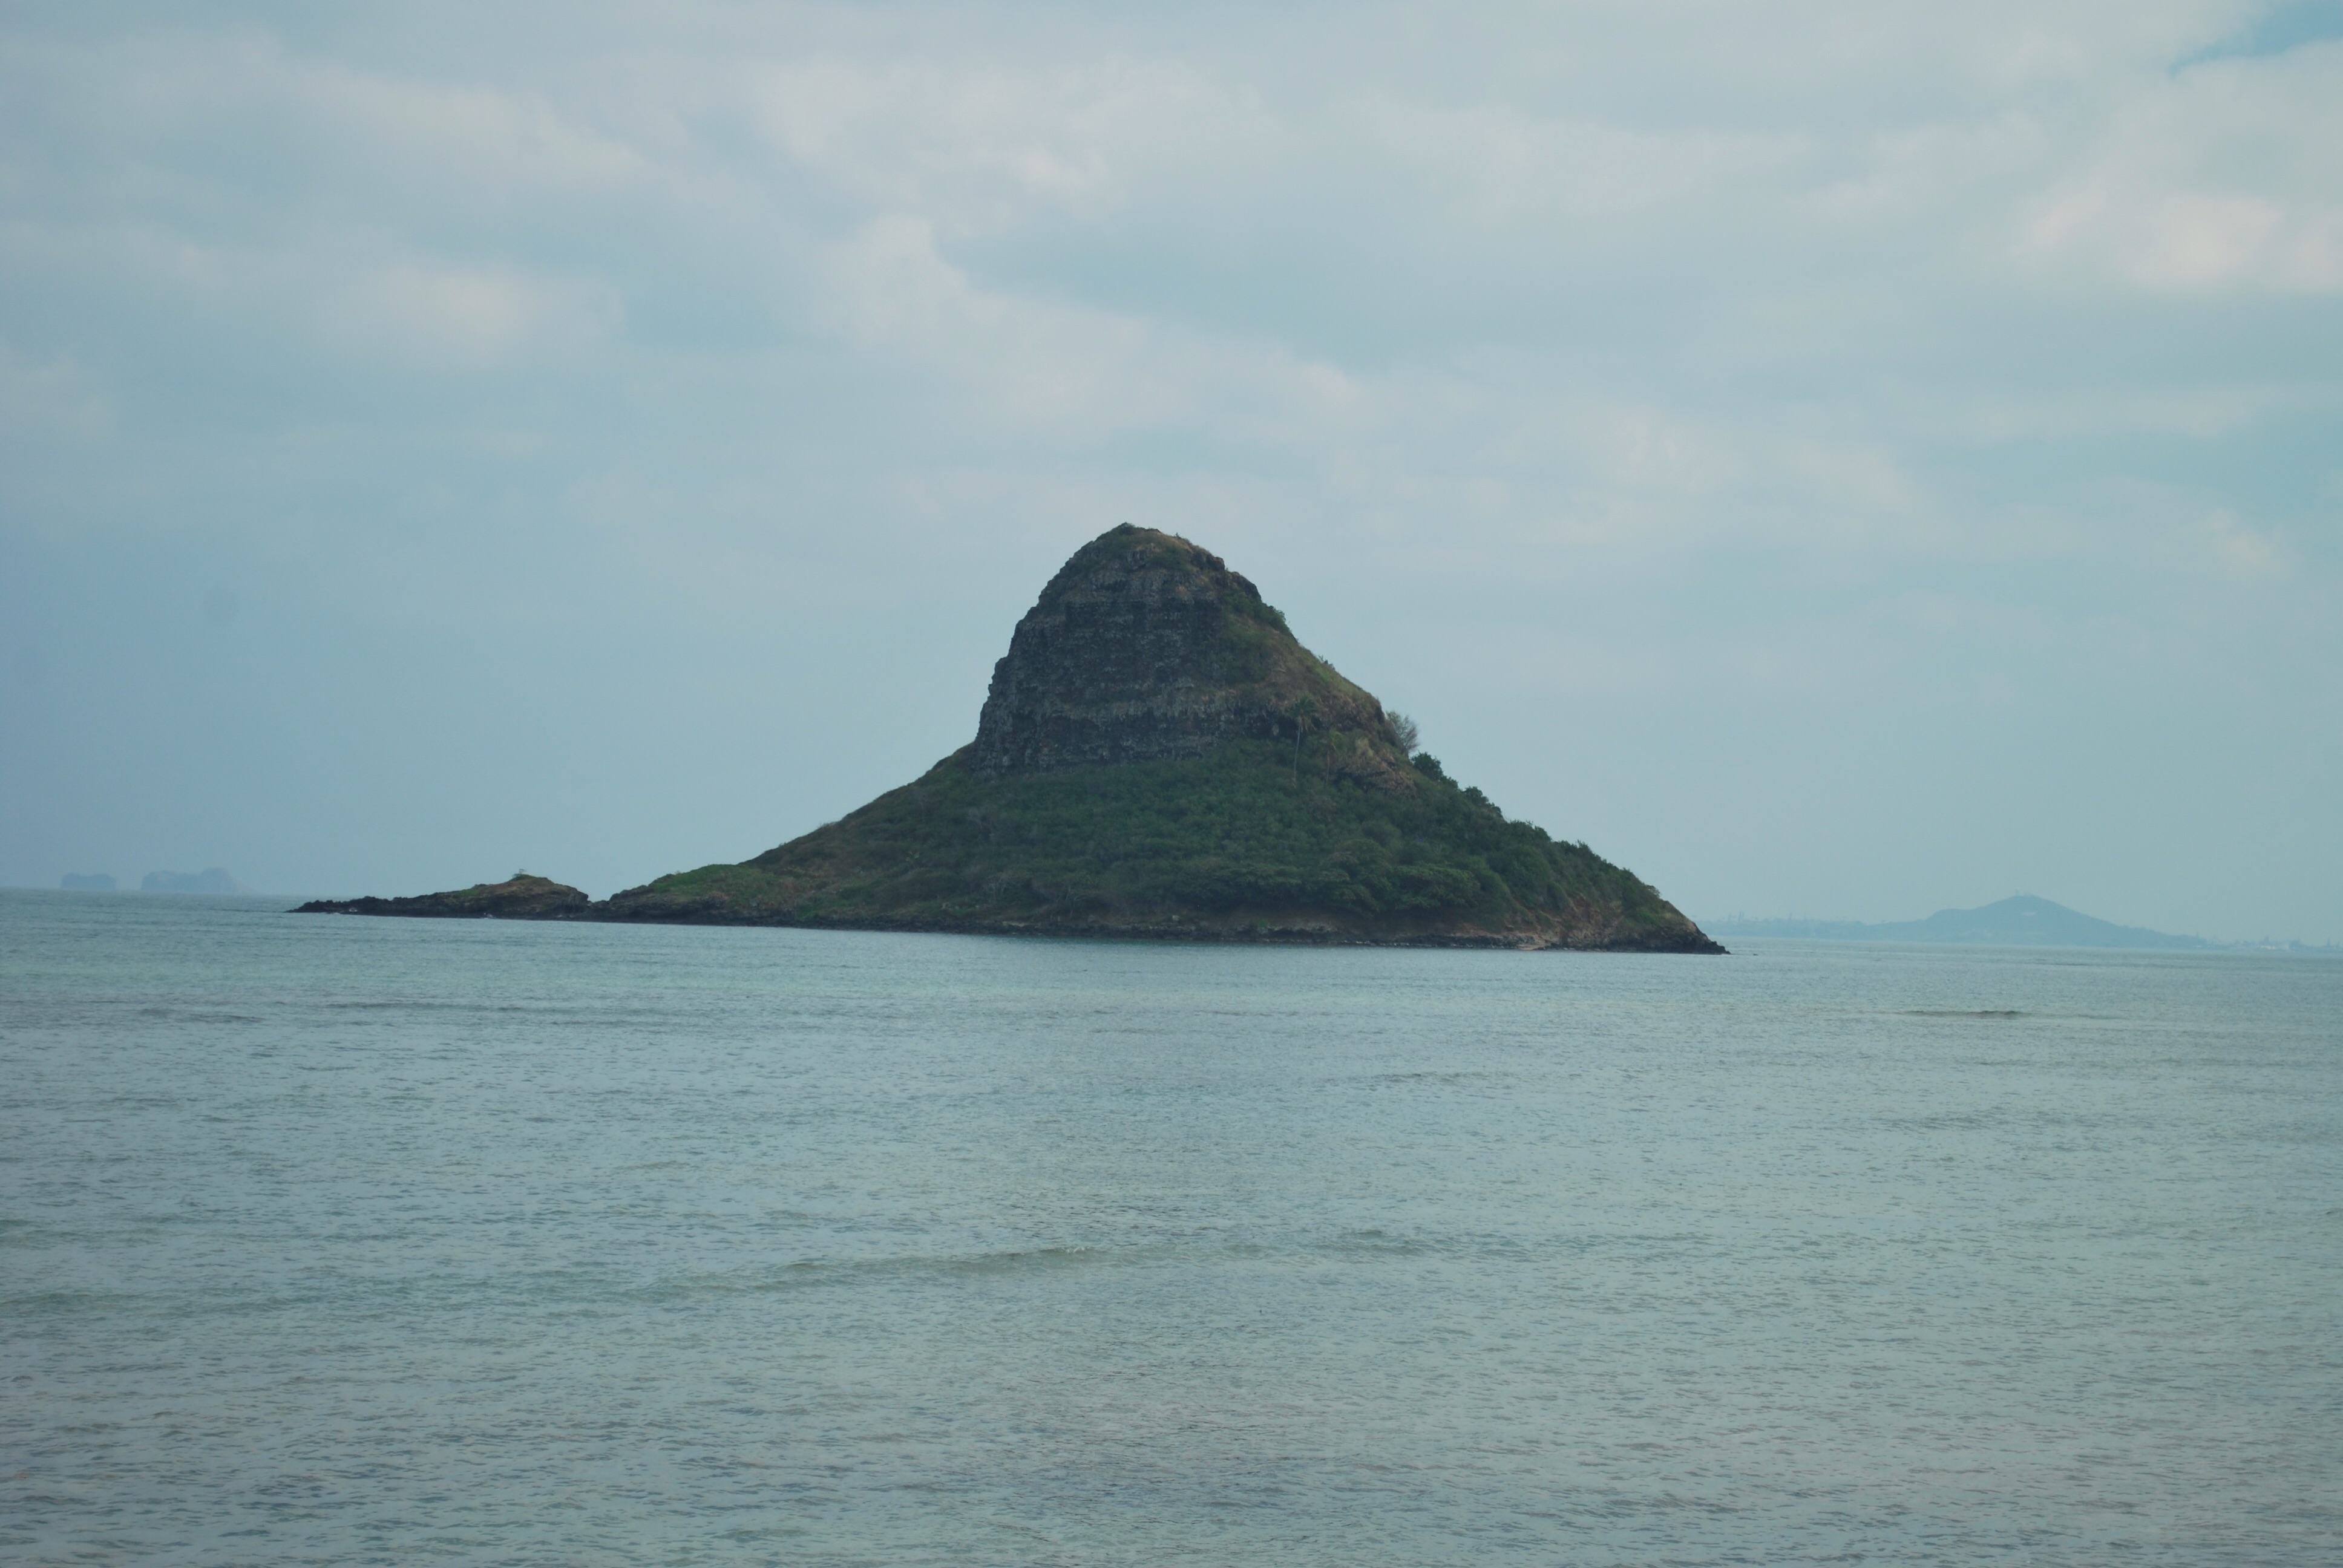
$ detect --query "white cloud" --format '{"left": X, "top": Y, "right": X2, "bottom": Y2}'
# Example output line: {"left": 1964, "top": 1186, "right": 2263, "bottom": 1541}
{"left": 1362, "top": 100, "right": 1807, "bottom": 229}
{"left": 815, "top": 213, "right": 1363, "bottom": 443}
{"left": 2017, "top": 42, "right": 2343, "bottom": 292}
{"left": 0, "top": 344, "right": 111, "bottom": 439}
{"left": 2198, "top": 508, "right": 2283, "bottom": 575}
{"left": 743, "top": 54, "right": 1244, "bottom": 231}
{"left": 316, "top": 260, "right": 622, "bottom": 369}
{"left": 84, "top": 30, "right": 651, "bottom": 207}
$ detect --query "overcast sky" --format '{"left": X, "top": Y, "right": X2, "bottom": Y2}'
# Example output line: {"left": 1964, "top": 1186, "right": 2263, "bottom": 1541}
{"left": 3, "top": 0, "right": 2338, "bottom": 939}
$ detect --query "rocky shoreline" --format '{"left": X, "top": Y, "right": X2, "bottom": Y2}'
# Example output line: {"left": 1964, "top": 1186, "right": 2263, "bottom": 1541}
{"left": 298, "top": 877, "right": 1723, "bottom": 953}
{"left": 295, "top": 874, "right": 591, "bottom": 921}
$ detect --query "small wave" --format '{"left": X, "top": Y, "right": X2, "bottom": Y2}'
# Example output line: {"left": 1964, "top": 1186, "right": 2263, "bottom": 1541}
{"left": 1904, "top": 1008, "right": 2025, "bottom": 1018}
{"left": 1360, "top": 1070, "right": 1514, "bottom": 1085}
{"left": 943, "top": 1244, "right": 1107, "bottom": 1277}
{"left": 635, "top": 1244, "right": 1147, "bottom": 1298}
{"left": 1323, "top": 1228, "right": 1430, "bottom": 1258}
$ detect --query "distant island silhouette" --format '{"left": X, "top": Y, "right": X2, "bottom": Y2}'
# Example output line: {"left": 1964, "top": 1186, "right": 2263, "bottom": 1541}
{"left": 1709, "top": 895, "right": 2204, "bottom": 950}
{"left": 301, "top": 526, "right": 1721, "bottom": 952}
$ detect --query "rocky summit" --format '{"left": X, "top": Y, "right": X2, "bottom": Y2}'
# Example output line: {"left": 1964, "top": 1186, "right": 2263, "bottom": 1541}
{"left": 969, "top": 528, "right": 1397, "bottom": 780}
{"left": 299, "top": 525, "right": 1722, "bottom": 952}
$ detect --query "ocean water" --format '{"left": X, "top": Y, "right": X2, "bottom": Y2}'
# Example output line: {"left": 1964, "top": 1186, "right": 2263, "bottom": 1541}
{"left": 2, "top": 890, "right": 2338, "bottom": 1566}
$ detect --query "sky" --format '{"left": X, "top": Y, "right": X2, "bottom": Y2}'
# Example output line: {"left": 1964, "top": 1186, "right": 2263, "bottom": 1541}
{"left": 2, "top": 0, "right": 2338, "bottom": 941}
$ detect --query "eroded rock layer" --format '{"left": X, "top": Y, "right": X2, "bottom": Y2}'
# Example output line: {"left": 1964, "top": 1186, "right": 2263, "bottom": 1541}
{"left": 970, "top": 526, "right": 1394, "bottom": 776}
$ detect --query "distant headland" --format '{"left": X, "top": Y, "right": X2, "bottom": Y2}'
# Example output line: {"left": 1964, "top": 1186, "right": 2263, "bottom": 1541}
{"left": 300, "top": 526, "right": 1722, "bottom": 952}
{"left": 1708, "top": 894, "right": 2330, "bottom": 953}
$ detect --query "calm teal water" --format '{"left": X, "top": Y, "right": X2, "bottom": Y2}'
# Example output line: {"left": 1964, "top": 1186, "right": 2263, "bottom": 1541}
{"left": 3, "top": 889, "right": 2338, "bottom": 1566}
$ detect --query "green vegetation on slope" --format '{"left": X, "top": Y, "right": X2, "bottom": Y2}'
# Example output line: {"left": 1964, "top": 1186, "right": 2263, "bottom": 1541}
{"left": 607, "top": 740, "right": 1710, "bottom": 948}
{"left": 295, "top": 873, "right": 590, "bottom": 920}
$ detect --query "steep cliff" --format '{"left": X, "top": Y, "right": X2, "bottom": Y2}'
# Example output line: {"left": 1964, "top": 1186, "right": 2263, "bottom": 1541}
{"left": 969, "top": 526, "right": 1401, "bottom": 783}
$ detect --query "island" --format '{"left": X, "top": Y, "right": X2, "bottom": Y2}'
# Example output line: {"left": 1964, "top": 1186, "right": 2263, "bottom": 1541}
{"left": 300, "top": 526, "right": 1723, "bottom": 952}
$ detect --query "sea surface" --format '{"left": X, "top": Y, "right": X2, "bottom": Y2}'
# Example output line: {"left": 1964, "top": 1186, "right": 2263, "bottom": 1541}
{"left": 3, "top": 889, "right": 2338, "bottom": 1566}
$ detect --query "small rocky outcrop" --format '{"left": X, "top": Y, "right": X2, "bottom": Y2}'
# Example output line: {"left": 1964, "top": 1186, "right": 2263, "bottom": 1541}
{"left": 297, "top": 874, "right": 590, "bottom": 920}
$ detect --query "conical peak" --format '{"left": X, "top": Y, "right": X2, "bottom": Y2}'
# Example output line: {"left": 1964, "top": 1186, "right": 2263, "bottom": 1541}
{"left": 1034, "top": 524, "right": 1267, "bottom": 616}
{"left": 970, "top": 525, "right": 1406, "bottom": 780}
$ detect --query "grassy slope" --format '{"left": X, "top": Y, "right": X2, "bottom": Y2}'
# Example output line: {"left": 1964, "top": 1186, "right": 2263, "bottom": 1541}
{"left": 607, "top": 741, "right": 1715, "bottom": 950}
{"left": 295, "top": 873, "right": 591, "bottom": 918}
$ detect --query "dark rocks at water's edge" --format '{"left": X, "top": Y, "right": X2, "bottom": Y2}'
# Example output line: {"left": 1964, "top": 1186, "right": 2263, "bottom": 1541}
{"left": 296, "top": 874, "right": 592, "bottom": 920}
{"left": 300, "top": 526, "right": 1724, "bottom": 954}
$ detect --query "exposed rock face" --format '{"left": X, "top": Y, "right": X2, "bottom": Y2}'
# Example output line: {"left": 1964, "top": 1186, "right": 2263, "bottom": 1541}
{"left": 296, "top": 874, "right": 590, "bottom": 920}
{"left": 971, "top": 524, "right": 1394, "bottom": 776}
